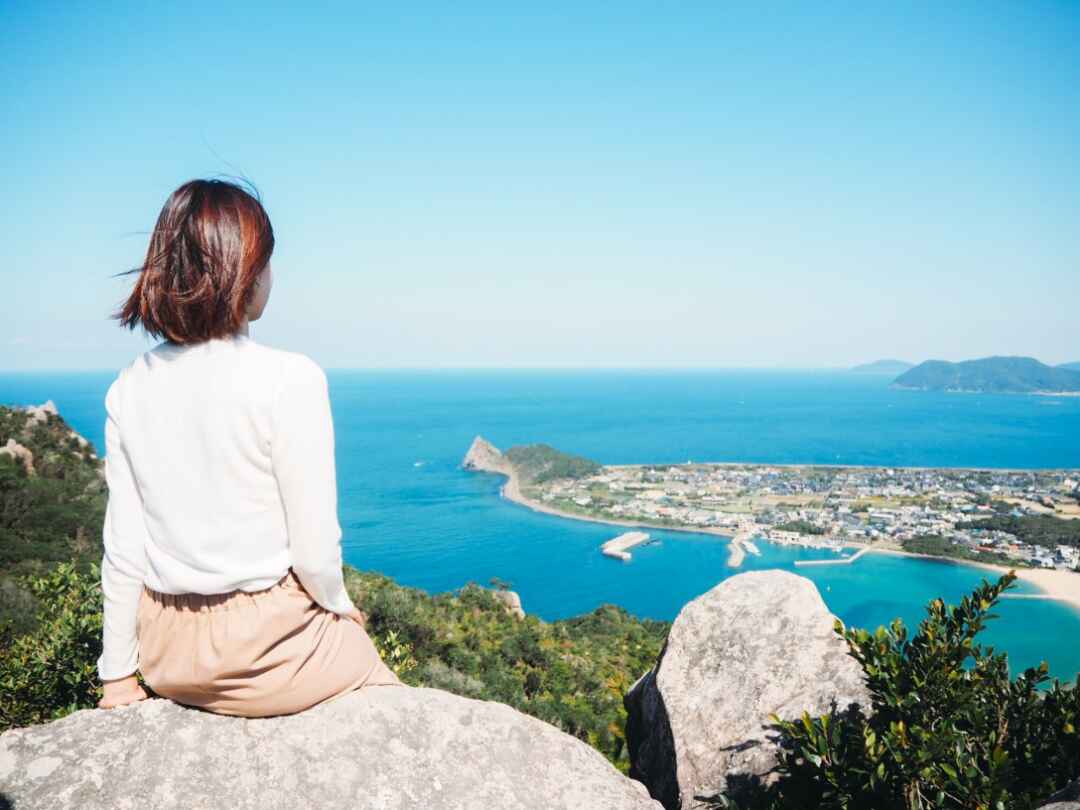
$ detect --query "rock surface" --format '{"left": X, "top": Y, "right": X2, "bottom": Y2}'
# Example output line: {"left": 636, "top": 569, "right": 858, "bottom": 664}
{"left": 0, "top": 686, "right": 660, "bottom": 810}
{"left": 1041, "top": 778, "right": 1080, "bottom": 809}
{"left": 462, "top": 435, "right": 511, "bottom": 476}
{"left": 624, "top": 570, "right": 869, "bottom": 809}
{"left": 21, "top": 400, "right": 58, "bottom": 426}
{"left": 0, "top": 438, "right": 35, "bottom": 476}
{"left": 492, "top": 588, "right": 526, "bottom": 619}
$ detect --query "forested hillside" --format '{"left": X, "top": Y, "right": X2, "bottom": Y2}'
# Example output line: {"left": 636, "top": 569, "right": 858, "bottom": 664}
{"left": 504, "top": 443, "right": 602, "bottom": 483}
{"left": 0, "top": 403, "right": 106, "bottom": 635}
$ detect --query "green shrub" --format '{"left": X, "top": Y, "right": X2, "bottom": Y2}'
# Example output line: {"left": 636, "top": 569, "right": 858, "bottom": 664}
{"left": 342, "top": 566, "right": 667, "bottom": 771}
{"left": 0, "top": 562, "right": 104, "bottom": 731}
{"left": 732, "top": 572, "right": 1080, "bottom": 809}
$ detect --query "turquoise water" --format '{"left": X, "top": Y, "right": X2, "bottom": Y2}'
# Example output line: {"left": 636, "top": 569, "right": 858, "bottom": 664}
{"left": 4, "top": 368, "right": 1080, "bottom": 680}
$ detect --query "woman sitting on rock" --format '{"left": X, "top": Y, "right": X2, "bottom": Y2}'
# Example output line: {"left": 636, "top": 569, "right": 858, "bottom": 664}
{"left": 97, "top": 178, "right": 405, "bottom": 716}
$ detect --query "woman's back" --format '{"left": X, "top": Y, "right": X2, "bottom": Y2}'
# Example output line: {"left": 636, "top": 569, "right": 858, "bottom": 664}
{"left": 108, "top": 332, "right": 332, "bottom": 597}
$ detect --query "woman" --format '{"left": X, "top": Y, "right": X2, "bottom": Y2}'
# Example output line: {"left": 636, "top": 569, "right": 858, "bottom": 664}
{"left": 97, "top": 178, "right": 405, "bottom": 716}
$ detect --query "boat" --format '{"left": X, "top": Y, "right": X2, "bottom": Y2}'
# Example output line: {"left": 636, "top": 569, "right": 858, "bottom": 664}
{"left": 743, "top": 540, "right": 761, "bottom": 556}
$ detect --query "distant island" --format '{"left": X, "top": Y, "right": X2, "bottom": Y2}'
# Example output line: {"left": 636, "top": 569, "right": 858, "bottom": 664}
{"left": 1060, "top": 361, "right": 1080, "bottom": 372}
{"left": 893, "top": 356, "right": 1080, "bottom": 394}
{"left": 850, "top": 358, "right": 913, "bottom": 375}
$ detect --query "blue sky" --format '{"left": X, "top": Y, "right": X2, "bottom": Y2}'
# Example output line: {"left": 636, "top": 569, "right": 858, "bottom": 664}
{"left": 2, "top": 2, "right": 1078, "bottom": 371}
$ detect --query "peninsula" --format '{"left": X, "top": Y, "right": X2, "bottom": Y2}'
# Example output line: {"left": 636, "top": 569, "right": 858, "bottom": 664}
{"left": 893, "top": 356, "right": 1080, "bottom": 394}
{"left": 462, "top": 437, "right": 1080, "bottom": 609}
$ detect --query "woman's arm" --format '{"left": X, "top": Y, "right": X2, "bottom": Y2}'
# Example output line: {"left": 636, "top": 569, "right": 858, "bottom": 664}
{"left": 97, "top": 377, "right": 149, "bottom": 707}
{"left": 271, "top": 356, "right": 357, "bottom": 615}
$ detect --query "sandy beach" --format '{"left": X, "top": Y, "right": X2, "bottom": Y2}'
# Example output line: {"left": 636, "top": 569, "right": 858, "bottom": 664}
{"left": 497, "top": 468, "right": 1080, "bottom": 612}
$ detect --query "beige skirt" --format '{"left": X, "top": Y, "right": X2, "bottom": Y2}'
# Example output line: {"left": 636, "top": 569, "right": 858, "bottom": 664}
{"left": 137, "top": 568, "right": 406, "bottom": 718}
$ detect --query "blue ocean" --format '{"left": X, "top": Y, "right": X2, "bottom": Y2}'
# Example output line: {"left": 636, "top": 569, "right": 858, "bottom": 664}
{"left": 4, "top": 368, "right": 1080, "bottom": 680}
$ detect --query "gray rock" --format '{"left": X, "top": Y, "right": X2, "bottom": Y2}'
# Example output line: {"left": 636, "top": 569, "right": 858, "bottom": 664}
{"left": 492, "top": 588, "right": 525, "bottom": 619}
{"left": 0, "top": 438, "right": 34, "bottom": 476}
{"left": 462, "top": 436, "right": 510, "bottom": 475}
{"left": 0, "top": 686, "right": 660, "bottom": 810}
{"left": 1041, "top": 778, "right": 1080, "bottom": 809}
{"left": 624, "top": 570, "right": 869, "bottom": 809}
{"left": 21, "top": 400, "right": 58, "bottom": 426}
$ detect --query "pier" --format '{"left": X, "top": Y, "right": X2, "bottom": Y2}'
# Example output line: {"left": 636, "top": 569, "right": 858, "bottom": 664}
{"left": 794, "top": 546, "right": 870, "bottom": 567}
{"left": 601, "top": 531, "right": 650, "bottom": 561}
{"left": 726, "top": 525, "right": 759, "bottom": 568}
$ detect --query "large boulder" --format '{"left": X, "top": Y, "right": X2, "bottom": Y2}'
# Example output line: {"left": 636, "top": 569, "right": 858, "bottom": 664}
{"left": 0, "top": 686, "right": 661, "bottom": 810}
{"left": 624, "top": 570, "right": 869, "bottom": 809}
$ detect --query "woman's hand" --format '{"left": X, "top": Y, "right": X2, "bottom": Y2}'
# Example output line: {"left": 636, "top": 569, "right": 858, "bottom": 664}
{"left": 344, "top": 608, "right": 368, "bottom": 629}
{"left": 98, "top": 675, "right": 149, "bottom": 709}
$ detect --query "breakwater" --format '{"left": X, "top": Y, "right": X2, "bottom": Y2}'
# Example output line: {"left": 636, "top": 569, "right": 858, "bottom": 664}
{"left": 794, "top": 547, "right": 871, "bottom": 567}
{"left": 601, "top": 531, "right": 650, "bottom": 561}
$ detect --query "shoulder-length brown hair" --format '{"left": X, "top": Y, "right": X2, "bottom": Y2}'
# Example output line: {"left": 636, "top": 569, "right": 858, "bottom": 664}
{"left": 113, "top": 179, "right": 275, "bottom": 344}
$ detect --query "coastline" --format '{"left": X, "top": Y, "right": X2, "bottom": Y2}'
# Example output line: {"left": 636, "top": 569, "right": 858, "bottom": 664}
{"left": 892, "top": 385, "right": 1080, "bottom": 397}
{"left": 494, "top": 467, "right": 1080, "bottom": 613}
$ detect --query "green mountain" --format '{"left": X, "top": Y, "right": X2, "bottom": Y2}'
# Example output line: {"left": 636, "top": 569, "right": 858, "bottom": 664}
{"left": 893, "top": 356, "right": 1080, "bottom": 394}
{"left": 850, "top": 358, "right": 914, "bottom": 375}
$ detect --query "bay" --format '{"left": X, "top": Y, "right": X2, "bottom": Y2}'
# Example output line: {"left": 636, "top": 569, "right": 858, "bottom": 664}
{"left": 4, "top": 367, "right": 1080, "bottom": 681}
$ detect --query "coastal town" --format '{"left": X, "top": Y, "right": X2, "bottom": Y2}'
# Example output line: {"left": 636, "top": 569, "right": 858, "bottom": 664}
{"left": 526, "top": 460, "right": 1080, "bottom": 572}
{"left": 462, "top": 436, "right": 1080, "bottom": 611}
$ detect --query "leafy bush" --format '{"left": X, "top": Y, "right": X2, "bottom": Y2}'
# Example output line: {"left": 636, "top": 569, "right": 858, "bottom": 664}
{"left": 735, "top": 572, "right": 1080, "bottom": 810}
{"left": 371, "top": 627, "right": 419, "bottom": 677}
{"left": 0, "top": 562, "right": 104, "bottom": 731}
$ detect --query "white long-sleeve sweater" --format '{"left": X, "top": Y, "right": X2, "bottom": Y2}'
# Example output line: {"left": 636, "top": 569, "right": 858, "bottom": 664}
{"left": 97, "top": 332, "right": 356, "bottom": 681}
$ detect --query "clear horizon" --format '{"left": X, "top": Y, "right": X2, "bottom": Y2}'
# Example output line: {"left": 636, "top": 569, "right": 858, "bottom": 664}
{"left": 3, "top": 3, "right": 1078, "bottom": 372}
{"left": 3, "top": 356, "right": 1079, "bottom": 375}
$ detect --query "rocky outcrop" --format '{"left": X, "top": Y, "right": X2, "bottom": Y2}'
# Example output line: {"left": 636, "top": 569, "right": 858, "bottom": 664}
{"left": 22, "top": 400, "right": 58, "bottom": 427}
{"left": 1041, "top": 779, "right": 1080, "bottom": 809}
{"left": 0, "top": 438, "right": 35, "bottom": 475}
{"left": 463, "top": 435, "right": 511, "bottom": 476}
{"left": 67, "top": 429, "right": 92, "bottom": 452}
{"left": 493, "top": 588, "right": 525, "bottom": 619}
{"left": 624, "top": 570, "right": 869, "bottom": 809}
{"left": 0, "top": 686, "right": 661, "bottom": 810}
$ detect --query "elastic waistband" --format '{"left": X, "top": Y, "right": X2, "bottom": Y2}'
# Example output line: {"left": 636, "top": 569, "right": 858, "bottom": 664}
{"left": 143, "top": 569, "right": 301, "bottom": 613}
